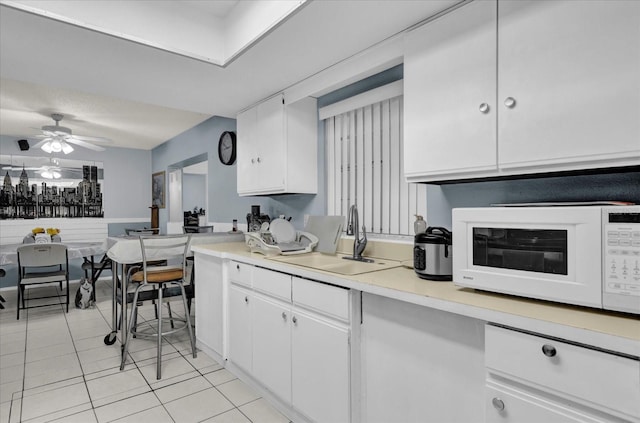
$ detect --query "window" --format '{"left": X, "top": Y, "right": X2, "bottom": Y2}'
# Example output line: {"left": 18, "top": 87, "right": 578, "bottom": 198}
{"left": 323, "top": 91, "right": 427, "bottom": 236}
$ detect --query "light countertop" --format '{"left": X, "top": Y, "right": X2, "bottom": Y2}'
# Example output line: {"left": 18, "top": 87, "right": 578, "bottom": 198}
{"left": 192, "top": 242, "right": 640, "bottom": 357}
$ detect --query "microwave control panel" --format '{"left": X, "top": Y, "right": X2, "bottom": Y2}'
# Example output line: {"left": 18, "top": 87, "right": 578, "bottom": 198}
{"left": 603, "top": 208, "right": 640, "bottom": 297}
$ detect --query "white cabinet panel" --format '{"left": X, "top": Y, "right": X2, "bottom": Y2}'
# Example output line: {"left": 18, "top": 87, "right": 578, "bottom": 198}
{"left": 361, "top": 292, "right": 485, "bottom": 423}
{"left": 194, "top": 254, "right": 223, "bottom": 356}
{"left": 292, "top": 310, "right": 350, "bottom": 423}
{"left": 252, "top": 295, "right": 292, "bottom": 402}
{"left": 228, "top": 284, "right": 252, "bottom": 372}
{"left": 404, "top": 0, "right": 497, "bottom": 181}
{"left": 498, "top": 1, "right": 640, "bottom": 170}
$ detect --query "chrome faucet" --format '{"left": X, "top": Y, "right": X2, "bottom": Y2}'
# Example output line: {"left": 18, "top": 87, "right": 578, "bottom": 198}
{"left": 344, "top": 204, "right": 372, "bottom": 262}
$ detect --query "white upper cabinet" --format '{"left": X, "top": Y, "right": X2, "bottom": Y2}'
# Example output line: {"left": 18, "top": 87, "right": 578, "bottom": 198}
{"left": 404, "top": 0, "right": 640, "bottom": 183}
{"left": 404, "top": 0, "right": 498, "bottom": 181}
{"left": 497, "top": 1, "right": 640, "bottom": 171}
{"left": 236, "top": 94, "right": 318, "bottom": 196}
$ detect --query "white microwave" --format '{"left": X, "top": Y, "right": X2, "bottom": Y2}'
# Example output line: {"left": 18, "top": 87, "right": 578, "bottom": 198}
{"left": 452, "top": 205, "right": 640, "bottom": 314}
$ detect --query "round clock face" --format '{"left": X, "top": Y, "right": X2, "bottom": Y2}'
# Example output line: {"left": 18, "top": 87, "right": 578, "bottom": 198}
{"left": 218, "top": 131, "right": 236, "bottom": 165}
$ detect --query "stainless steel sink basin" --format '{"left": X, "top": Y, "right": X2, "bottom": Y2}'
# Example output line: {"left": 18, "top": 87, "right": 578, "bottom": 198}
{"left": 267, "top": 252, "right": 402, "bottom": 275}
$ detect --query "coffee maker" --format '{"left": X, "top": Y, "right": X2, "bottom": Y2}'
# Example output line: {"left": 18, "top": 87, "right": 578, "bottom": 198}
{"left": 246, "top": 205, "right": 271, "bottom": 232}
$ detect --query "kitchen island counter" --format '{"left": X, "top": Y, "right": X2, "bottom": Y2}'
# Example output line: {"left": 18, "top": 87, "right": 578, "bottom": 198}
{"left": 192, "top": 241, "right": 639, "bottom": 356}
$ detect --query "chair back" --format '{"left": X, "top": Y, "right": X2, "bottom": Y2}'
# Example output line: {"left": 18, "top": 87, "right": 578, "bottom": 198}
{"left": 138, "top": 235, "right": 191, "bottom": 283}
{"left": 17, "top": 244, "right": 68, "bottom": 268}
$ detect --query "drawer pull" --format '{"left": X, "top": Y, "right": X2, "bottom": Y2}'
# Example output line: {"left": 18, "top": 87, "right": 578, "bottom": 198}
{"left": 542, "top": 344, "right": 557, "bottom": 357}
{"left": 292, "top": 316, "right": 298, "bottom": 325}
{"left": 236, "top": 264, "right": 240, "bottom": 270}
{"left": 244, "top": 296, "right": 249, "bottom": 304}
{"left": 492, "top": 397, "right": 505, "bottom": 411}
{"left": 479, "top": 103, "right": 490, "bottom": 114}
{"left": 282, "top": 312, "right": 287, "bottom": 321}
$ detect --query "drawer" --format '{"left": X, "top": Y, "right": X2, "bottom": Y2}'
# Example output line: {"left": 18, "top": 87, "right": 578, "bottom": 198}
{"left": 485, "top": 380, "right": 602, "bottom": 423}
{"left": 293, "top": 277, "right": 350, "bottom": 322}
{"left": 485, "top": 325, "right": 640, "bottom": 419}
{"left": 253, "top": 267, "right": 291, "bottom": 302}
{"left": 229, "top": 261, "right": 252, "bottom": 287}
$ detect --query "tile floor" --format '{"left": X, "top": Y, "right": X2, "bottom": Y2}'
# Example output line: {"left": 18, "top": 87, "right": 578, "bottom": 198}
{"left": 0, "top": 281, "right": 291, "bottom": 423}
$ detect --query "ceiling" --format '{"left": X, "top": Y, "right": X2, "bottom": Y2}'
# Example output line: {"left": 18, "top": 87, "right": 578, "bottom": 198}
{"left": 0, "top": 0, "right": 459, "bottom": 151}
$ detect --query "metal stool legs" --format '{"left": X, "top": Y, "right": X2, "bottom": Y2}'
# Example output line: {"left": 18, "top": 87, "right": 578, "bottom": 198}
{"left": 120, "top": 281, "right": 196, "bottom": 379}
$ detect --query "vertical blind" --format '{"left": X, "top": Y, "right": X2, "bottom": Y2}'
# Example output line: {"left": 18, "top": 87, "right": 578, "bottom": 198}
{"left": 325, "top": 95, "right": 427, "bottom": 236}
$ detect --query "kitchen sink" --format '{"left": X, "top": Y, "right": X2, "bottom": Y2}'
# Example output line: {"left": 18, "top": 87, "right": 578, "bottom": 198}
{"left": 267, "top": 252, "right": 402, "bottom": 275}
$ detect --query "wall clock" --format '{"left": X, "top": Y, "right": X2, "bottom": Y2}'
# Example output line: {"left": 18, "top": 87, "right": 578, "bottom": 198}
{"left": 218, "top": 131, "right": 237, "bottom": 165}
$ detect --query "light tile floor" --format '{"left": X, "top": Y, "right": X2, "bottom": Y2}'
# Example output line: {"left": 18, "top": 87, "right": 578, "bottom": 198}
{"left": 0, "top": 281, "right": 291, "bottom": 423}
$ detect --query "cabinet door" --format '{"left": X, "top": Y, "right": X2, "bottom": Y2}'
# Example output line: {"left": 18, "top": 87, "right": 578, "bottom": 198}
{"left": 498, "top": 1, "right": 640, "bottom": 170}
{"left": 404, "top": 0, "right": 497, "bottom": 181}
{"left": 228, "top": 284, "right": 252, "bottom": 372}
{"left": 254, "top": 95, "right": 285, "bottom": 192}
{"left": 292, "top": 310, "right": 350, "bottom": 423}
{"left": 237, "top": 107, "right": 257, "bottom": 194}
{"left": 252, "top": 295, "right": 291, "bottom": 402}
{"left": 194, "top": 254, "right": 223, "bottom": 356}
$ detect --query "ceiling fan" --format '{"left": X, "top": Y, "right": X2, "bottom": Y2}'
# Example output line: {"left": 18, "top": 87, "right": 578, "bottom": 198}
{"left": 31, "top": 113, "right": 111, "bottom": 154}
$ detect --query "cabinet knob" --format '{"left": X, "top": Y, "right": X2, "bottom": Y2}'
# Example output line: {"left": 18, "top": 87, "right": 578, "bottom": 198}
{"left": 256, "top": 157, "right": 261, "bottom": 163}
{"left": 542, "top": 344, "right": 557, "bottom": 357}
{"left": 292, "top": 316, "right": 298, "bottom": 324}
{"left": 479, "top": 103, "right": 490, "bottom": 114}
{"left": 244, "top": 296, "right": 249, "bottom": 304}
{"left": 282, "top": 312, "right": 287, "bottom": 321}
{"left": 504, "top": 97, "right": 517, "bottom": 108}
{"left": 251, "top": 158, "right": 255, "bottom": 164}
{"left": 492, "top": 397, "right": 505, "bottom": 411}
{"left": 236, "top": 264, "right": 240, "bottom": 270}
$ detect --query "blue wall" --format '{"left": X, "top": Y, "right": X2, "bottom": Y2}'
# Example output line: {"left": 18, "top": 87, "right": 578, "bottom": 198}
{"left": 151, "top": 116, "right": 326, "bottom": 231}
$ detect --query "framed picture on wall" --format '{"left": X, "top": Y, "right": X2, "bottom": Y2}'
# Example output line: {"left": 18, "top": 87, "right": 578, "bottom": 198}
{"left": 152, "top": 171, "right": 165, "bottom": 208}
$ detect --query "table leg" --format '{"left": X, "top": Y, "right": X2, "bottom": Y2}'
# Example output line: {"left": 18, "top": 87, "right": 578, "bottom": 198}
{"left": 104, "top": 259, "right": 118, "bottom": 346}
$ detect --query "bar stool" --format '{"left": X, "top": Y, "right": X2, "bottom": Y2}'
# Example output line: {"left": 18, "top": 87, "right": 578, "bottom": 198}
{"left": 119, "top": 234, "right": 196, "bottom": 379}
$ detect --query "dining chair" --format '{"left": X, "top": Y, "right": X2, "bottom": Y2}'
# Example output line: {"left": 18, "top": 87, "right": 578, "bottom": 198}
{"left": 120, "top": 234, "right": 196, "bottom": 379}
{"left": 16, "top": 243, "right": 69, "bottom": 320}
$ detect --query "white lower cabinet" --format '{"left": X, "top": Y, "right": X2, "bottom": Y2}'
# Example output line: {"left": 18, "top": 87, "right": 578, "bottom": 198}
{"left": 228, "top": 284, "right": 253, "bottom": 373}
{"left": 291, "top": 303, "right": 350, "bottom": 423}
{"left": 485, "top": 324, "right": 640, "bottom": 423}
{"left": 252, "top": 294, "right": 292, "bottom": 402}
{"left": 226, "top": 265, "right": 353, "bottom": 423}
{"left": 193, "top": 253, "right": 224, "bottom": 357}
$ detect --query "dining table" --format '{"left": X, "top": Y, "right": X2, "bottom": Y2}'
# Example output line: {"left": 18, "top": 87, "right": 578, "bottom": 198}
{"left": 0, "top": 241, "right": 106, "bottom": 266}
{"left": 102, "top": 231, "right": 244, "bottom": 348}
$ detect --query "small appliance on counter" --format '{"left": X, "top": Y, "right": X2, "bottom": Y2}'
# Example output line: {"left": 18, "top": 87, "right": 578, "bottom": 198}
{"left": 245, "top": 216, "right": 318, "bottom": 256}
{"left": 413, "top": 226, "right": 452, "bottom": 281}
{"left": 246, "top": 205, "right": 271, "bottom": 232}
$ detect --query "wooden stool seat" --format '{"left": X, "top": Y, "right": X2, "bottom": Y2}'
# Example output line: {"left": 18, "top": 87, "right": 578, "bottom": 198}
{"left": 131, "top": 268, "right": 183, "bottom": 283}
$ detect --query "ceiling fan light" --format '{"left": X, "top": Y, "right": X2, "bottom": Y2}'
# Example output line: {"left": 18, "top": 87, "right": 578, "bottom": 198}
{"left": 50, "top": 140, "right": 62, "bottom": 152}
{"left": 41, "top": 142, "right": 53, "bottom": 153}
{"left": 61, "top": 142, "right": 74, "bottom": 154}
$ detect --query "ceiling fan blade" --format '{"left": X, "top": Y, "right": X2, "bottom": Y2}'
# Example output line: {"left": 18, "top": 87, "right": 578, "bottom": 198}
{"left": 64, "top": 138, "right": 106, "bottom": 151}
{"left": 71, "top": 134, "right": 112, "bottom": 144}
